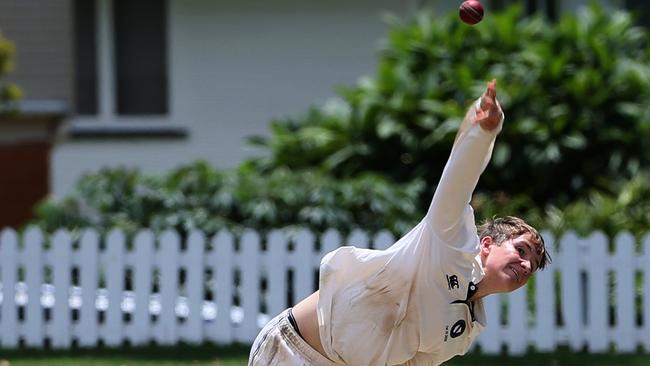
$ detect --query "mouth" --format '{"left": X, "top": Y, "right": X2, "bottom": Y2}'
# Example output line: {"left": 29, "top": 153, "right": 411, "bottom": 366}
{"left": 508, "top": 265, "right": 520, "bottom": 282}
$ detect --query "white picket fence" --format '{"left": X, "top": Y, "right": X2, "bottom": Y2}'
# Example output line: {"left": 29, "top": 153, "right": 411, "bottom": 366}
{"left": 1, "top": 227, "right": 649, "bottom": 354}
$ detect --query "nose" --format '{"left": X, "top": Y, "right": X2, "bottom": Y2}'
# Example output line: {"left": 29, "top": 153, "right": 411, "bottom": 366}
{"left": 521, "top": 260, "right": 532, "bottom": 276}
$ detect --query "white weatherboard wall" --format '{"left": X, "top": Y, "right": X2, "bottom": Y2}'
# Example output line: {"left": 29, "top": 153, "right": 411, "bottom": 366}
{"left": 1, "top": 227, "right": 650, "bottom": 353}
{"left": 51, "top": 0, "right": 409, "bottom": 197}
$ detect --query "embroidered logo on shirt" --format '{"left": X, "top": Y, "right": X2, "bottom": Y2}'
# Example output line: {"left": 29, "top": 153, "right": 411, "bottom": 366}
{"left": 450, "top": 320, "right": 466, "bottom": 338}
{"left": 446, "top": 275, "right": 460, "bottom": 290}
{"left": 443, "top": 319, "right": 467, "bottom": 341}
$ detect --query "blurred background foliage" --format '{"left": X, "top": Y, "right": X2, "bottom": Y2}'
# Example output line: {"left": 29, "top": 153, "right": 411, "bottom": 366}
{"left": 35, "top": 162, "right": 423, "bottom": 238}
{"left": 34, "top": 4, "right": 650, "bottom": 239}
{"left": 0, "top": 30, "right": 22, "bottom": 112}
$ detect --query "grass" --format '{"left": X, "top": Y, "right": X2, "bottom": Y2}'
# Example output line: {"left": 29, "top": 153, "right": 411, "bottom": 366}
{"left": 0, "top": 344, "right": 250, "bottom": 366}
{"left": 1, "top": 345, "right": 649, "bottom": 365}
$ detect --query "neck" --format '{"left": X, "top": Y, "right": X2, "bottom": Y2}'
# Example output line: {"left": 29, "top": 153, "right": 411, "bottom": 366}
{"left": 469, "top": 275, "right": 497, "bottom": 301}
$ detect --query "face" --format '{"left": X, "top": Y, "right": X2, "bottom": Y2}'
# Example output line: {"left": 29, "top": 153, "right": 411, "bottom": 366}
{"left": 480, "top": 233, "right": 541, "bottom": 293}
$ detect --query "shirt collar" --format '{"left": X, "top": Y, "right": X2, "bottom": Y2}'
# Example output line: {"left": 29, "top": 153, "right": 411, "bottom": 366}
{"left": 472, "top": 253, "right": 486, "bottom": 284}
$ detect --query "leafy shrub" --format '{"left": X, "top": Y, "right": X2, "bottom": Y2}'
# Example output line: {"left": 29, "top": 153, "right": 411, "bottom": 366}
{"left": 473, "top": 172, "right": 650, "bottom": 240}
{"left": 0, "top": 31, "right": 22, "bottom": 110}
{"left": 35, "top": 162, "right": 650, "bottom": 241}
{"left": 35, "top": 162, "right": 424, "bottom": 238}
{"left": 250, "top": 4, "right": 650, "bottom": 206}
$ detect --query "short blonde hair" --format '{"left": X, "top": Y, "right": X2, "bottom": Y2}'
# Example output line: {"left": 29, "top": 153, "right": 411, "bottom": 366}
{"left": 477, "top": 216, "right": 551, "bottom": 271}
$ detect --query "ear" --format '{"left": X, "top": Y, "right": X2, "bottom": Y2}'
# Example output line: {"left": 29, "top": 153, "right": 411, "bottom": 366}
{"left": 480, "top": 236, "right": 495, "bottom": 256}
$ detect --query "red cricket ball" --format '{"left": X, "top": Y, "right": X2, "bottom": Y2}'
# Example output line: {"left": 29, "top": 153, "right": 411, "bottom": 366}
{"left": 459, "top": 0, "right": 484, "bottom": 25}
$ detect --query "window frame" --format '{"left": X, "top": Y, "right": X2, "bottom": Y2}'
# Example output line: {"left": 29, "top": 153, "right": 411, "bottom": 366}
{"left": 70, "top": 0, "right": 186, "bottom": 138}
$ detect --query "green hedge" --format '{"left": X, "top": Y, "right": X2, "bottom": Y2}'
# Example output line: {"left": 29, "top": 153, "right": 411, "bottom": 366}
{"left": 35, "top": 162, "right": 423, "bottom": 238}
{"left": 34, "top": 162, "right": 650, "bottom": 240}
{"left": 250, "top": 4, "right": 650, "bottom": 206}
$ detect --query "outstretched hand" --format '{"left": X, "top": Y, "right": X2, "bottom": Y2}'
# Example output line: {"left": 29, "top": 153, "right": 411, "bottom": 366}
{"left": 475, "top": 79, "right": 502, "bottom": 131}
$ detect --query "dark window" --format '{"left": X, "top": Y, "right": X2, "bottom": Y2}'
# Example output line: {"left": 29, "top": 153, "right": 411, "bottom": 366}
{"left": 114, "top": 0, "right": 168, "bottom": 115}
{"left": 74, "top": 0, "right": 98, "bottom": 115}
{"left": 73, "top": 0, "right": 168, "bottom": 116}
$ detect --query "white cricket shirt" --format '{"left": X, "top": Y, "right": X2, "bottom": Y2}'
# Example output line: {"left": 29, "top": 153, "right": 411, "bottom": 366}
{"left": 317, "top": 102, "right": 502, "bottom": 365}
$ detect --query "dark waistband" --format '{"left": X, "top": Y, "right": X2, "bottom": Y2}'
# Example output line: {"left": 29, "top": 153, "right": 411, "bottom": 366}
{"left": 287, "top": 308, "right": 303, "bottom": 338}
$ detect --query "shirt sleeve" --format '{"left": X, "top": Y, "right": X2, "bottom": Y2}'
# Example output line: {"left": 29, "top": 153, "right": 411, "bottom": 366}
{"left": 424, "top": 98, "right": 503, "bottom": 248}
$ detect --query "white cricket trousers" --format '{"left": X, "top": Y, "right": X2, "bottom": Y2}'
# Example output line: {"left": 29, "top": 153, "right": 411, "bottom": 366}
{"left": 248, "top": 308, "right": 337, "bottom": 366}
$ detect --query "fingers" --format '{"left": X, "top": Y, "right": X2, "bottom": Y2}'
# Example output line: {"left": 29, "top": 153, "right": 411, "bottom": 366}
{"left": 475, "top": 80, "right": 502, "bottom": 131}
{"left": 486, "top": 79, "right": 496, "bottom": 99}
{"left": 480, "top": 79, "right": 497, "bottom": 110}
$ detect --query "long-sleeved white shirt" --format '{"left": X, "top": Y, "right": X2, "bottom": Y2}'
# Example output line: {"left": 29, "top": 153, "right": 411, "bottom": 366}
{"left": 317, "top": 101, "right": 503, "bottom": 365}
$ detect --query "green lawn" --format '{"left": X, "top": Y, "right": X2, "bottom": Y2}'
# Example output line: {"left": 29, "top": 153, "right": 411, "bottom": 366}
{"left": 1, "top": 345, "right": 650, "bottom": 365}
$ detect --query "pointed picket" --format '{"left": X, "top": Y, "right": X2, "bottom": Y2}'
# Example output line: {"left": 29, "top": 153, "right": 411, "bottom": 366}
{"left": 238, "top": 230, "right": 261, "bottom": 343}
{"left": 347, "top": 229, "right": 369, "bottom": 249}
{"left": 50, "top": 230, "right": 72, "bottom": 348}
{"left": 477, "top": 293, "right": 501, "bottom": 354}
{"left": 532, "top": 230, "right": 556, "bottom": 352}
{"left": 210, "top": 230, "right": 234, "bottom": 344}
{"left": 132, "top": 230, "right": 154, "bottom": 345}
{"left": 266, "top": 230, "right": 288, "bottom": 319}
{"left": 23, "top": 227, "right": 44, "bottom": 347}
{"left": 1, "top": 229, "right": 19, "bottom": 348}
{"left": 157, "top": 230, "right": 180, "bottom": 345}
{"left": 104, "top": 229, "right": 125, "bottom": 346}
{"left": 612, "top": 233, "right": 636, "bottom": 352}
{"left": 293, "top": 230, "right": 316, "bottom": 303}
{"left": 641, "top": 234, "right": 650, "bottom": 351}
{"left": 78, "top": 229, "right": 99, "bottom": 347}
{"left": 559, "top": 231, "right": 583, "bottom": 350}
{"left": 320, "top": 229, "right": 341, "bottom": 259}
{"left": 505, "top": 285, "right": 528, "bottom": 354}
{"left": 183, "top": 230, "right": 205, "bottom": 344}
{"left": 584, "top": 232, "right": 608, "bottom": 352}
{"left": 373, "top": 230, "right": 395, "bottom": 251}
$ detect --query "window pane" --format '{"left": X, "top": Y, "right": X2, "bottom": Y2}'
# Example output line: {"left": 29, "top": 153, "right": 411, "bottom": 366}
{"left": 114, "top": 0, "right": 168, "bottom": 115}
{"left": 74, "top": 0, "right": 98, "bottom": 115}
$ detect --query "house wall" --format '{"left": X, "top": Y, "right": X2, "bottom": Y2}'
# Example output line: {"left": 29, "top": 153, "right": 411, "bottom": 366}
{"left": 51, "top": 0, "right": 410, "bottom": 197}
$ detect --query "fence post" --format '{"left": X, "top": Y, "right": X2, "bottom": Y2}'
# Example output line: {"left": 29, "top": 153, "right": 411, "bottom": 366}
{"left": 642, "top": 234, "right": 650, "bottom": 351}
{"left": 78, "top": 229, "right": 100, "bottom": 347}
{"left": 585, "top": 231, "right": 608, "bottom": 352}
{"left": 51, "top": 230, "right": 72, "bottom": 348}
{"left": 373, "top": 231, "right": 394, "bottom": 251}
{"left": 211, "top": 230, "right": 234, "bottom": 344}
{"left": 104, "top": 229, "right": 126, "bottom": 346}
{"left": 532, "top": 230, "right": 556, "bottom": 352}
{"left": 239, "top": 230, "right": 261, "bottom": 344}
{"left": 23, "top": 227, "right": 44, "bottom": 347}
{"left": 612, "top": 233, "right": 636, "bottom": 352}
{"left": 293, "top": 230, "right": 316, "bottom": 304}
{"left": 559, "top": 231, "right": 583, "bottom": 350}
{"left": 158, "top": 230, "right": 180, "bottom": 345}
{"left": 0, "top": 229, "right": 19, "bottom": 348}
{"left": 132, "top": 229, "right": 154, "bottom": 345}
{"left": 506, "top": 286, "right": 528, "bottom": 354}
{"left": 184, "top": 230, "right": 205, "bottom": 344}
{"left": 477, "top": 294, "right": 501, "bottom": 354}
{"left": 266, "top": 230, "right": 288, "bottom": 320}
{"left": 320, "top": 229, "right": 341, "bottom": 260}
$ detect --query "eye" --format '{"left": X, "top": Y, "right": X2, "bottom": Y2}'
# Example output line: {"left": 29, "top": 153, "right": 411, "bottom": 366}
{"left": 517, "top": 247, "right": 525, "bottom": 256}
